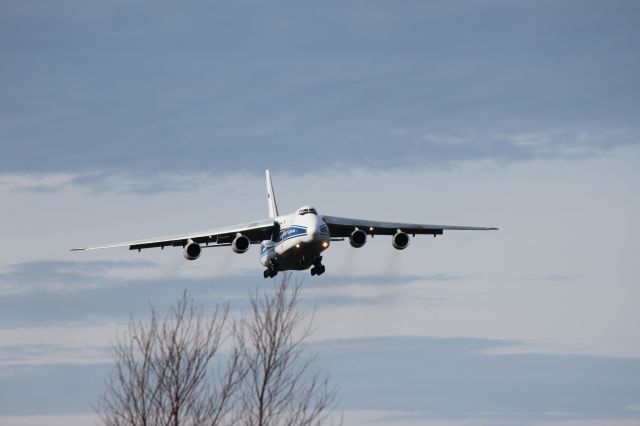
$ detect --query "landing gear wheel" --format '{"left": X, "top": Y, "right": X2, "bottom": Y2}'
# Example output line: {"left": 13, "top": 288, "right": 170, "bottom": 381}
{"left": 264, "top": 267, "right": 278, "bottom": 279}
{"left": 311, "top": 256, "right": 325, "bottom": 276}
{"left": 310, "top": 264, "right": 325, "bottom": 276}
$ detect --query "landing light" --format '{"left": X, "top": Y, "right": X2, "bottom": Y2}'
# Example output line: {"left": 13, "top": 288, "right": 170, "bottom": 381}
{"left": 369, "top": 227, "right": 374, "bottom": 231}
{"left": 296, "top": 244, "right": 301, "bottom": 248}
{"left": 322, "top": 241, "right": 329, "bottom": 248}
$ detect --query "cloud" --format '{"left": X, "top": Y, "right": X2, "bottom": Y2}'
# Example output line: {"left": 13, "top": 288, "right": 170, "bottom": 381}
{"left": 0, "top": 260, "right": 453, "bottom": 328}
{"left": 312, "top": 273, "right": 461, "bottom": 287}
{"left": 0, "top": 344, "right": 110, "bottom": 368}
{"left": 65, "top": 172, "right": 210, "bottom": 195}
{"left": 0, "top": 414, "right": 99, "bottom": 426}
{"left": 0, "top": 260, "right": 156, "bottom": 295}
{"left": 0, "top": 363, "right": 111, "bottom": 416}
{"left": 312, "top": 336, "right": 640, "bottom": 420}
{"left": 1, "top": 0, "right": 639, "bottom": 191}
{"left": 0, "top": 172, "right": 217, "bottom": 195}
{"left": 0, "top": 260, "right": 252, "bottom": 326}
{"left": 1, "top": 336, "right": 639, "bottom": 421}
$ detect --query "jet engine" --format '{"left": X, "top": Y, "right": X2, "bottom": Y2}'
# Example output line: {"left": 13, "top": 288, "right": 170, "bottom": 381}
{"left": 349, "top": 228, "right": 367, "bottom": 248}
{"left": 392, "top": 231, "right": 410, "bottom": 250}
{"left": 183, "top": 240, "right": 202, "bottom": 260}
{"left": 232, "top": 234, "right": 251, "bottom": 254}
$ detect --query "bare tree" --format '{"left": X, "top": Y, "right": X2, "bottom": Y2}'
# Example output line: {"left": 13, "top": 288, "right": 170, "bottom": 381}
{"left": 234, "top": 274, "right": 336, "bottom": 426}
{"left": 96, "top": 291, "right": 242, "bottom": 426}
{"left": 97, "top": 276, "right": 336, "bottom": 426}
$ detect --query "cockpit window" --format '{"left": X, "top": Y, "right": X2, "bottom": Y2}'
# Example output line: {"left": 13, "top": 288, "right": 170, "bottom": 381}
{"left": 298, "top": 207, "right": 317, "bottom": 215}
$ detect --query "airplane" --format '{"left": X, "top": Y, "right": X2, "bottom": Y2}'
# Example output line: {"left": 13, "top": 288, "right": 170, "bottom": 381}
{"left": 71, "top": 170, "right": 497, "bottom": 278}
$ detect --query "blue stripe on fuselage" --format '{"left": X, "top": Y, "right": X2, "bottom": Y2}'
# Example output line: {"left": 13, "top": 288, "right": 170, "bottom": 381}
{"left": 277, "top": 225, "right": 307, "bottom": 245}
{"left": 261, "top": 225, "right": 309, "bottom": 256}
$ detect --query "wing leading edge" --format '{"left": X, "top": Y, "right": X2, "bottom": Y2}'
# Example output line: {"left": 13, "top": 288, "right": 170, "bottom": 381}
{"left": 71, "top": 219, "right": 275, "bottom": 252}
{"left": 321, "top": 215, "right": 498, "bottom": 238}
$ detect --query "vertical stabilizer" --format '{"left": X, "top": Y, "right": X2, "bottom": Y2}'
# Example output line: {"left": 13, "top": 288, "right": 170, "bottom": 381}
{"left": 265, "top": 170, "right": 279, "bottom": 219}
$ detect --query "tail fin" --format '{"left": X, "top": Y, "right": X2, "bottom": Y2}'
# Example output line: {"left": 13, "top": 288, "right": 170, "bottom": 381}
{"left": 265, "top": 169, "right": 279, "bottom": 218}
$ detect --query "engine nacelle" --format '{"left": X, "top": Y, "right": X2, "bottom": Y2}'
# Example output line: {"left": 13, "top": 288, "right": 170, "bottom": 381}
{"left": 349, "top": 228, "right": 367, "bottom": 248}
{"left": 392, "top": 231, "right": 410, "bottom": 250}
{"left": 232, "top": 234, "right": 250, "bottom": 254}
{"left": 183, "top": 240, "right": 202, "bottom": 260}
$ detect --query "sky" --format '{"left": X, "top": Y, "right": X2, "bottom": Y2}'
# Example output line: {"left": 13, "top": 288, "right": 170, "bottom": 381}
{"left": 1, "top": 0, "right": 640, "bottom": 425}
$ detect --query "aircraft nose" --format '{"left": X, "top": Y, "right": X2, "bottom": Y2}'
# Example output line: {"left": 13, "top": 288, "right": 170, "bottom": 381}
{"left": 307, "top": 222, "right": 319, "bottom": 237}
{"left": 305, "top": 217, "right": 322, "bottom": 240}
{"left": 303, "top": 216, "right": 326, "bottom": 244}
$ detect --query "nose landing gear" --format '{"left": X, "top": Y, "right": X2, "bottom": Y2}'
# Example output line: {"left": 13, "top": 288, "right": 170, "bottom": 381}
{"left": 263, "top": 267, "right": 278, "bottom": 279}
{"left": 310, "top": 256, "right": 325, "bottom": 276}
{"left": 263, "top": 261, "right": 278, "bottom": 279}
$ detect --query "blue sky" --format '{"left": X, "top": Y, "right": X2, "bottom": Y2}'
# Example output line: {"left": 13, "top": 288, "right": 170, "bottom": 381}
{"left": 1, "top": 1, "right": 640, "bottom": 425}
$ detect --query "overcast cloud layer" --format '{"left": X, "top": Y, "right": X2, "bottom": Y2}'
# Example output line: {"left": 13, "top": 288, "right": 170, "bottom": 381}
{"left": 1, "top": 1, "right": 639, "bottom": 425}
{"left": 1, "top": 0, "right": 639, "bottom": 185}
{"left": 3, "top": 336, "right": 640, "bottom": 422}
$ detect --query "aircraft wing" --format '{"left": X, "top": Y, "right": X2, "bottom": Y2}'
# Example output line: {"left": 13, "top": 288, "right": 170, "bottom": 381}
{"left": 321, "top": 215, "right": 498, "bottom": 238}
{"left": 70, "top": 218, "right": 276, "bottom": 251}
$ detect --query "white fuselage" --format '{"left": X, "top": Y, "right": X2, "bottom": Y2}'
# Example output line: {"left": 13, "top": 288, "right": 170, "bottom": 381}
{"left": 259, "top": 207, "right": 331, "bottom": 271}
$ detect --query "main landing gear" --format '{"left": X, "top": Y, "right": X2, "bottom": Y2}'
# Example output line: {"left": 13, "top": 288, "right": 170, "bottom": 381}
{"left": 310, "top": 256, "right": 325, "bottom": 276}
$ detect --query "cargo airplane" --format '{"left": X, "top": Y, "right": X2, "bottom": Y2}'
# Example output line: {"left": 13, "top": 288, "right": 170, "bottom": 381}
{"left": 72, "top": 170, "right": 497, "bottom": 278}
